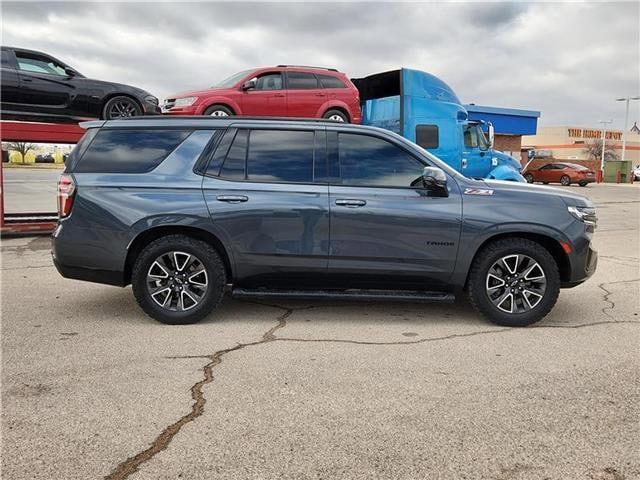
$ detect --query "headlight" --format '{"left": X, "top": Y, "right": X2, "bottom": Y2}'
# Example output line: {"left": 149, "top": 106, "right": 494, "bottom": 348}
{"left": 568, "top": 206, "right": 597, "bottom": 226}
{"left": 144, "top": 95, "right": 159, "bottom": 106}
{"left": 174, "top": 96, "right": 198, "bottom": 107}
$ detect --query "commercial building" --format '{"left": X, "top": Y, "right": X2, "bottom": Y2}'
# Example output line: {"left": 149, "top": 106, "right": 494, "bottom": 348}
{"left": 522, "top": 124, "right": 640, "bottom": 182}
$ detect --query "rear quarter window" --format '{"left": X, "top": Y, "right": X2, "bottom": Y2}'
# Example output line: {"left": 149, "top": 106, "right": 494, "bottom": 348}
{"left": 318, "top": 74, "right": 346, "bottom": 89}
{"left": 74, "top": 129, "right": 191, "bottom": 173}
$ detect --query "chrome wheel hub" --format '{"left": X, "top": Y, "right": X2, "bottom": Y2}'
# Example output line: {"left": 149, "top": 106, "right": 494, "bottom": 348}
{"left": 146, "top": 251, "right": 208, "bottom": 311}
{"left": 485, "top": 254, "right": 546, "bottom": 314}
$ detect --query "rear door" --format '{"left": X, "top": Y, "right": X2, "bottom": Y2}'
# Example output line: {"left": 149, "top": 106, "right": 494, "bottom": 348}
{"left": 327, "top": 129, "right": 462, "bottom": 290}
{"left": 201, "top": 125, "right": 329, "bottom": 287}
{"left": 1, "top": 48, "right": 22, "bottom": 107}
{"left": 285, "top": 71, "right": 326, "bottom": 117}
{"left": 240, "top": 71, "right": 287, "bottom": 116}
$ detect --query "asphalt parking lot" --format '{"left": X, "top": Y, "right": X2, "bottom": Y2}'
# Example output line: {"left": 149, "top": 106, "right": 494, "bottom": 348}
{"left": 1, "top": 183, "right": 639, "bottom": 480}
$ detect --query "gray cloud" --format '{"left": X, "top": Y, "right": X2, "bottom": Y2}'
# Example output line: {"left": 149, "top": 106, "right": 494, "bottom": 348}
{"left": 1, "top": 1, "right": 638, "bottom": 129}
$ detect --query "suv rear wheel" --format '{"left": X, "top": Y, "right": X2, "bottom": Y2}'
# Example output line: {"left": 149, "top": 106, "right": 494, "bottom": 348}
{"left": 323, "top": 109, "right": 349, "bottom": 123}
{"left": 467, "top": 238, "right": 560, "bottom": 327}
{"left": 131, "top": 235, "right": 225, "bottom": 324}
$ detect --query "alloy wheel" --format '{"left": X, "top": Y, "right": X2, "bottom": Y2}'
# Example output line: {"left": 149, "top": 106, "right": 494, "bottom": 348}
{"left": 146, "top": 251, "right": 208, "bottom": 311}
{"left": 209, "top": 110, "right": 229, "bottom": 117}
{"left": 328, "top": 114, "right": 345, "bottom": 122}
{"left": 108, "top": 100, "right": 138, "bottom": 118}
{"left": 485, "top": 254, "right": 547, "bottom": 314}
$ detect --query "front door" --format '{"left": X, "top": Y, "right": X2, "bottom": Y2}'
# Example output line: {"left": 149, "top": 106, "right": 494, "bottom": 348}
{"left": 327, "top": 130, "right": 462, "bottom": 290}
{"left": 462, "top": 124, "right": 491, "bottom": 178}
{"left": 14, "top": 50, "right": 78, "bottom": 115}
{"left": 240, "top": 72, "right": 287, "bottom": 116}
{"left": 202, "top": 126, "right": 329, "bottom": 288}
{"left": 285, "top": 71, "right": 326, "bottom": 118}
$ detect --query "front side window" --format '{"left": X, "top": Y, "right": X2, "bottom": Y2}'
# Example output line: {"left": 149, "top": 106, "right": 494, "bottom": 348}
{"left": 338, "top": 133, "right": 424, "bottom": 188}
{"left": 252, "top": 73, "right": 283, "bottom": 91}
{"left": 74, "top": 129, "right": 191, "bottom": 173}
{"left": 287, "top": 72, "right": 319, "bottom": 89}
{"left": 464, "top": 124, "right": 489, "bottom": 150}
{"left": 16, "top": 52, "right": 66, "bottom": 76}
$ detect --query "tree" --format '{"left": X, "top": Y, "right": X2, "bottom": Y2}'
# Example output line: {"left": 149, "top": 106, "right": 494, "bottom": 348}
{"left": 583, "top": 139, "right": 620, "bottom": 162}
{"left": 4, "top": 142, "right": 36, "bottom": 158}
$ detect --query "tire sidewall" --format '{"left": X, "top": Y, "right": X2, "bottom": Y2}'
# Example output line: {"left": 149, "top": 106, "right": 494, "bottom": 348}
{"left": 103, "top": 96, "right": 142, "bottom": 120}
{"left": 524, "top": 173, "right": 534, "bottom": 183}
{"left": 132, "top": 237, "right": 225, "bottom": 325}
{"left": 561, "top": 175, "right": 571, "bottom": 186}
{"left": 323, "top": 109, "right": 348, "bottom": 123}
{"left": 469, "top": 241, "right": 560, "bottom": 327}
{"left": 204, "top": 105, "right": 234, "bottom": 117}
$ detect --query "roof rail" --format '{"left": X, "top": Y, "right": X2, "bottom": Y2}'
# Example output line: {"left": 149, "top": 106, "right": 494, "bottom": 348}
{"left": 277, "top": 65, "right": 339, "bottom": 72}
{"left": 115, "top": 115, "right": 344, "bottom": 123}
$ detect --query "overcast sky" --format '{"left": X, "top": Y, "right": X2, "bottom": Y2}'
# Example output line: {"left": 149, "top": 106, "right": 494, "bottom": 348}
{"left": 2, "top": 1, "right": 639, "bottom": 129}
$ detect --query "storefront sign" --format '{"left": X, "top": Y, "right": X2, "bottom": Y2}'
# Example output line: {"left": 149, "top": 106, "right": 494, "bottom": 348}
{"left": 568, "top": 128, "right": 622, "bottom": 140}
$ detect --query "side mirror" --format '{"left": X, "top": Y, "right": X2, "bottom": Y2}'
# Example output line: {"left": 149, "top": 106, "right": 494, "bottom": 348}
{"left": 64, "top": 67, "right": 76, "bottom": 77}
{"left": 487, "top": 122, "right": 495, "bottom": 148}
{"left": 422, "top": 166, "right": 448, "bottom": 196}
{"left": 242, "top": 79, "right": 256, "bottom": 91}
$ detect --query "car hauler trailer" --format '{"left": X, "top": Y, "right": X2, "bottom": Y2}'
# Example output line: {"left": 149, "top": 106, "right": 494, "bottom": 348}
{"left": 353, "top": 68, "right": 526, "bottom": 182}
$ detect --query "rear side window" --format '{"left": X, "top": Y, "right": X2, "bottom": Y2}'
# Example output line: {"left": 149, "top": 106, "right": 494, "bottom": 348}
{"left": 287, "top": 72, "right": 319, "bottom": 89}
{"left": 318, "top": 74, "right": 346, "bottom": 89}
{"left": 217, "top": 129, "right": 317, "bottom": 183}
{"left": 74, "top": 129, "right": 190, "bottom": 173}
{"left": 416, "top": 125, "right": 439, "bottom": 149}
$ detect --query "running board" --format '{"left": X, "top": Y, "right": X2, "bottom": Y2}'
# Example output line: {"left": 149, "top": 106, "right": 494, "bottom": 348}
{"left": 232, "top": 288, "right": 455, "bottom": 303}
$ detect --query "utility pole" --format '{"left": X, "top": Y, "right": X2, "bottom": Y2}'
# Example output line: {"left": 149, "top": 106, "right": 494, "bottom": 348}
{"left": 598, "top": 119, "right": 613, "bottom": 183}
{"left": 615, "top": 96, "right": 640, "bottom": 163}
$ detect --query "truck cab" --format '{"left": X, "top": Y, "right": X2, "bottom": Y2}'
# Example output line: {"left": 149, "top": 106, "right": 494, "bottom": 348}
{"left": 353, "top": 68, "right": 525, "bottom": 182}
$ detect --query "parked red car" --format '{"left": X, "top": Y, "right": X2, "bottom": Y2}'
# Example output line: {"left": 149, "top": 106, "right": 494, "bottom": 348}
{"left": 523, "top": 162, "right": 596, "bottom": 187}
{"left": 163, "top": 65, "right": 361, "bottom": 123}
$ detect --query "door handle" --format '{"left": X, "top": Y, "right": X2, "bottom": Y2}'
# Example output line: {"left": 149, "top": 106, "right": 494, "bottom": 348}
{"left": 274, "top": 93, "right": 285, "bottom": 97}
{"left": 216, "top": 195, "right": 248, "bottom": 203}
{"left": 335, "top": 199, "right": 366, "bottom": 207}
{"left": 314, "top": 93, "right": 324, "bottom": 97}
{"left": 22, "top": 77, "right": 33, "bottom": 82}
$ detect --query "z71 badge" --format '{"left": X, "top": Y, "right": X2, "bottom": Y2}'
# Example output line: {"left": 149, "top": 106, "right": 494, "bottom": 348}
{"left": 464, "top": 188, "right": 494, "bottom": 196}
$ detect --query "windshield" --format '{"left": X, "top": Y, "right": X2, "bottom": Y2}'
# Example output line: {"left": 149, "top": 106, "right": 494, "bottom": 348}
{"left": 212, "top": 69, "right": 253, "bottom": 88}
{"left": 464, "top": 124, "right": 490, "bottom": 150}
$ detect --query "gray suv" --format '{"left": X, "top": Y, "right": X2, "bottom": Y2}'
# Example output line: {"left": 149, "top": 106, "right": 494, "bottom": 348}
{"left": 52, "top": 117, "right": 597, "bottom": 327}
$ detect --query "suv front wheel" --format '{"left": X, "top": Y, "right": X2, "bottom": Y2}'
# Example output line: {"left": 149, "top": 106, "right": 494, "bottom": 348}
{"left": 131, "top": 235, "right": 226, "bottom": 324}
{"left": 467, "top": 238, "right": 560, "bottom": 327}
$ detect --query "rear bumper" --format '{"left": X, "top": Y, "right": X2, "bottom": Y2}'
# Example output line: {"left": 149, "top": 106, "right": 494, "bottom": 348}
{"left": 53, "top": 255, "right": 125, "bottom": 286}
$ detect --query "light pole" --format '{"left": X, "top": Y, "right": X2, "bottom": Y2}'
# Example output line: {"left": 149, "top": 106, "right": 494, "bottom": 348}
{"left": 615, "top": 96, "right": 640, "bottom": 163}
{"left": 598, "top": 119, "right": 613, "bottom": 182}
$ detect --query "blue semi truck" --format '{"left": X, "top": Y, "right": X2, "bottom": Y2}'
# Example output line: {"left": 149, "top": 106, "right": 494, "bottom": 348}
{"left": 353, "top": 68, "right": 526, "bottom": 182}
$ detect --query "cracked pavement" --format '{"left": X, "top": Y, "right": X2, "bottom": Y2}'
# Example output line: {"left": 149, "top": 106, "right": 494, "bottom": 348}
{"left": 2, "top": 184, "right": 639, "bottom": 480}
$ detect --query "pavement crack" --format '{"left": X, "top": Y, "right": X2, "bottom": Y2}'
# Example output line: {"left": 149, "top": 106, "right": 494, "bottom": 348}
{"left": 597, "top": 278, "right": 640, "bottom": 320}
{"left": 103, "top": 297, "right": 640, "bottom": 479}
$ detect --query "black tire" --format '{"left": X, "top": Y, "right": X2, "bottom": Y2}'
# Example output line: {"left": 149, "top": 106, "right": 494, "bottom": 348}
{"left": 102, "top": 96, "right": 142, "bottom": 120}
{"left": 542, "top": 181, "right": 549, "bottom": 184}
{"left": 131, "top": 235, "right": 226, "bottom": 325}
{"left": 203, "top": 104, "right": 234, "bottom": 117}
{"left": 578, "top": 181, "right": 588, "bottom": 187}
{"left": 560, "top": 175, "right": 571, "bottom": 186}
{"left": 322, "top": 109, "right": 349, "bottom": 123}
{"left": 524, "top": 173, "right": 534, "bottom": 183}
{"left": 467, "top": 238, "right": 560, "bottom": 327}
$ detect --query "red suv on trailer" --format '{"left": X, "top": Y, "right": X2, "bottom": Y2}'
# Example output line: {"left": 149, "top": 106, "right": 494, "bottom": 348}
{"left": 163, "top": 65, "right": 361, "bottom": 123}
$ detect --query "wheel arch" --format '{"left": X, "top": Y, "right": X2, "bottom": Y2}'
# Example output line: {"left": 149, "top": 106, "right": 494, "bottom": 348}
{"left": 201, "top": 101, "right": 238, "bottom": 116}
{"left": 463, "top": 231, "right": 571, "bottom": 288}
{"left": 124, "top": 225, "right": 233, "bottom": 285}
{"left": 319, "top": 102, "right": 351, "bottom": 122}
{"left": 101, "top": 93, "right": 143, "bottom": 119}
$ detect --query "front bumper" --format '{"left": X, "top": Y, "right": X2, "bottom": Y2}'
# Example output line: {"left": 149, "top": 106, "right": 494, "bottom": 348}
{"left": 562, "top": 244, "right": 598, "bottom": 288}
{"left": 163, "top": 105, "right": 201, "bottom": 115}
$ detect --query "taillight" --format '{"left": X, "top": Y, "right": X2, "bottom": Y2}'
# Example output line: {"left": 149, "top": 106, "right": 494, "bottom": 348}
{"left": 57, "top": 174, "right": 76, "bottom": 218}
